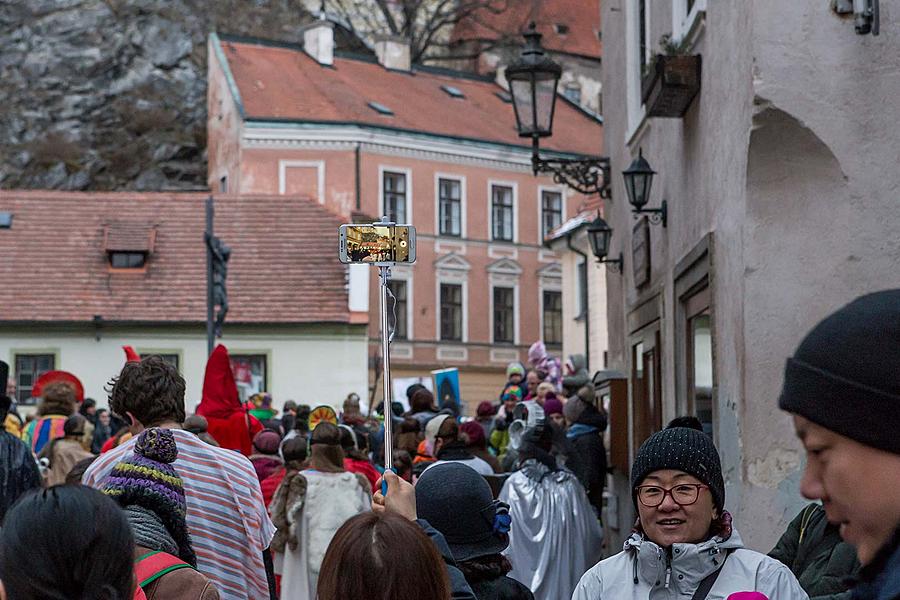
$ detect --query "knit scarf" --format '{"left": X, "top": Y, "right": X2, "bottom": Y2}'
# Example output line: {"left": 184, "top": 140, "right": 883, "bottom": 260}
{"left": 126, "top": 505, "right": 178, "bottom": 557}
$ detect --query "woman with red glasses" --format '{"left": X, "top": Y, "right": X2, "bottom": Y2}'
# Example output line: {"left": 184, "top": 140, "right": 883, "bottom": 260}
{"left": 573, "top": 423, "right": 808, "bottom": 600}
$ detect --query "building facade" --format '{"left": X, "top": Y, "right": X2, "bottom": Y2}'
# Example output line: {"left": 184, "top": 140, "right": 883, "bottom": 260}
{"left": 601, "top": 1, "right": 900, "bottom": 552}
{"left": 207, "top": 27, "right": 603, "bottom": 411}
{"left": 0, "top": 192, "right": 368, "bottom": 412}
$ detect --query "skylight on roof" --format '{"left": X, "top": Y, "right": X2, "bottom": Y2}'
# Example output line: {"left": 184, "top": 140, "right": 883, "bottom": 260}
{"left": 441, "top": 85, "right": 466, "bottom": 99}
{"left": 368, "top": 101, "right": 394, "bottom": 116}
{"left": 495, "top": 91, "right": 512, "bottom": 103}
{"left": 0, "top": 212, "right": 11, "bottom": 229}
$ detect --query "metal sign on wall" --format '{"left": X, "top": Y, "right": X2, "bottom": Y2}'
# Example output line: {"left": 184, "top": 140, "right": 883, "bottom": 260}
{"left": 632, "top": 217, "right": 650, "bottom": 287}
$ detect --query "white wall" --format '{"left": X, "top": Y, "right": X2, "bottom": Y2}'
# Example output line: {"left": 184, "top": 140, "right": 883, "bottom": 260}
{"left": 2, "top": 327, "right": 368, "bottom": 414}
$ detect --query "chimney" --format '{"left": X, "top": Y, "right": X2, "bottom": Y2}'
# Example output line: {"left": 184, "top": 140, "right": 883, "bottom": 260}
{"left": 302, "top": 20, "right": 334, "bottom": 66}
{"left": 374, "top": 35, "right": 411, "bottom": 71}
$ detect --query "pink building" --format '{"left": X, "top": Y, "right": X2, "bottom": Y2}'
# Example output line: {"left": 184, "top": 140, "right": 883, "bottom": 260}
{"left": 207, "top": 25, "right": 604, "bottom": 408}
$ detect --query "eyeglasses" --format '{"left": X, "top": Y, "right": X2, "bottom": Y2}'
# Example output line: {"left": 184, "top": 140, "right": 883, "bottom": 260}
{"left": 636, "top": 483, "right": 709, "bottom": 507}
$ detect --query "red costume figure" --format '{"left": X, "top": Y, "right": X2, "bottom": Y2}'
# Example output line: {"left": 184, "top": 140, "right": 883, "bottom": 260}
{"left": 195, "top": 345, "right": 262, "bottom": 455}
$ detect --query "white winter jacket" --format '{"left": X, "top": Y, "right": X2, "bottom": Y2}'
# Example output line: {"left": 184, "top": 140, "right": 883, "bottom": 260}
{"left": 572, "top": 528, "right": 808, "bottom": 600}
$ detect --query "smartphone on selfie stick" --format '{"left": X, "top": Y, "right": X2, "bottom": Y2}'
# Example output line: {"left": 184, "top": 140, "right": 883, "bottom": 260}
{"left": 339, "top": 219, "right": 416, "bottom": 494}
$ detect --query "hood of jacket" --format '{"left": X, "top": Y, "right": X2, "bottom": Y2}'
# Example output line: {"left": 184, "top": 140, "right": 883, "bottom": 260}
{"left": 196, "top": 345, "right": 242, "bottom": 419}
{"left": 528, "top": 341, "right": 548, "bottom": 365}
{"left": 623, "top": 529, "right": 745, "bottom": 591}
{"left": 567, "top": 354, "right": 588, "bottom": 373}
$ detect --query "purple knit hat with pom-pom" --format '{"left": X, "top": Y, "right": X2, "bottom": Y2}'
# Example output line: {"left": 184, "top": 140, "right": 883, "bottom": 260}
{"left": 100, "top": 428, "right": 195, "bottom": 565}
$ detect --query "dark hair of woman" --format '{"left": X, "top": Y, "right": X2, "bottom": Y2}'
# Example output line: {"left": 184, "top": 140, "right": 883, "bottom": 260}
{"left": 65, "top": 455, "right": 98, "bottom": 485}
{"left": 0, "top": 486, "right": 134, "bottom": 600}
{"left": 294, "top": 405, "right": 312, "bottom": 433}
{"left": 392, "top": 449, "right": 414, "bottom": 481}
{"left": 317, "top": 511, "right": 451, "bottom": 600}
{"left": 410, "top": 389, "right": 437, "bottom": 414}
{"left": 457, "top": 554, "right": 514, "bottom": 584}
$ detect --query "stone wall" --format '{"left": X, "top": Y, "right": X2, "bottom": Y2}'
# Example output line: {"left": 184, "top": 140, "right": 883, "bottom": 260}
{"left": 0, "top": 0, "right": 315, "bottom": 190}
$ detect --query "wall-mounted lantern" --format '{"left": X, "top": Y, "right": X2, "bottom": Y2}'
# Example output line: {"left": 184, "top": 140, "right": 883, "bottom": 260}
{"left": 623, "top": 149, "right": 667, "bottom": 228}
{"left": 586, "top": 215, "right": 623, "bottom": 271}
{"left": 507, "top": 23, "right": 611, "bottom": 198}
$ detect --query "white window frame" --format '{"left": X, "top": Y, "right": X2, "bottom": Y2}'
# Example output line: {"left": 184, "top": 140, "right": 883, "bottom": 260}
{"left": 378, "top": 165, "right": 413, "bottom": 225}
{"left": 537, "top": 185, "right": 567, "bottom": 241}
{"left": 672, "top": 0, "right": 707, "bottom": 41}
{"left": 278, "top": 159, "right": 325, "bottom": 203}
{"left": 435, "top": 279, "right": 468, "bottom": 343}
{"left": 489, "top": 284, "right": 519, "bottom": 345}
{"left": 487, "top": 179, "right": 518, "bottom": 243}
{"left": 434, "top": 173, "right": 466, "bottom": 238}
{"left": 625, "top": 0, "right": 651, "bottom": 140}
{"left": 388, "top": 270, "right": 414, "bottom": 340}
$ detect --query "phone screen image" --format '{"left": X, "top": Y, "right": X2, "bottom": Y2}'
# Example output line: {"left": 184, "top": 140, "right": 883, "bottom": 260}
{"left": 340, "top": 225, "right": 416, "bottom": 264}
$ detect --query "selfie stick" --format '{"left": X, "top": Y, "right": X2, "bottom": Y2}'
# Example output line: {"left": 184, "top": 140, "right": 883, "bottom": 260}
{"left": 374, "top": 217, "right": 395, "bottom": 495}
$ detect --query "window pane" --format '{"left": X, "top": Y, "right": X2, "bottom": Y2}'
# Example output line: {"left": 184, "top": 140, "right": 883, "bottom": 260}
{"left": 543, "top": 290, "right": 562, "bottom": 345}
{"left": 491, "top": 186, "right": 513, "bottom": 241}
{"left": 388, "top": 280, "right": 408, "bottom": 340}
{"left": 440, "top": 283, "right": 463, "bottom": 341}
{"left": 493, "top": 287, "right": 515, "bottom": 344}
{"left": 439, "top": 178, "right": 461, "bottom": 237}
{"left": 383, "top": 172, "right": 406, "bottom": 223}
{"left": 110, "top": 252, "right": 146, "bottom": 269}
{"left": 639, "top": 0, "right": 648, "bottom": 67}
{"left": 542, "top": 191, "right": 563, "bottom": 239}
{"left": 689, "top": 312, "right": 714, "bottom": 437}
{"left": 230, "top": 354, "right": 267, "bottom": 403}
{"left": 15, "top": 353, "right": 55, "bottom": 404}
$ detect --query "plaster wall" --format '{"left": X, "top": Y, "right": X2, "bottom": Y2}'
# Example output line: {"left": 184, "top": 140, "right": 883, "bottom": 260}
{"left": 1, "top": 326, "right": 368, "bottom": 414}
{"left": 604, "top": 0, "right": 900, "bottom": 553}
{"left": 738, "top": 1, "right": 900, "bottom": 551}
{"left": 559, "top": 245, "right": 587, "bottom": 362}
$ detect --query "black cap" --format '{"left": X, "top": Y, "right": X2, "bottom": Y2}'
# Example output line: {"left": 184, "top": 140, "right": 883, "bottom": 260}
{"left": 631, "top": 427, "right": 725, "bottom": 511}
{"left": 415, "top": 463, "right": 508, "bottom": 561}
{"left": 780, "top": 290, "right": 900, "bottom": 454}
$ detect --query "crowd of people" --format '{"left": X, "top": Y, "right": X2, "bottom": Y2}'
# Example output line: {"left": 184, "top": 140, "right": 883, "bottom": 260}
{"left": 0, "top": 291, "right": 898, "bottom": 599}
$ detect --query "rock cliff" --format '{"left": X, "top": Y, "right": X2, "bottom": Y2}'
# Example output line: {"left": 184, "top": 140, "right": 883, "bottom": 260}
{"left": 0, "top": 0, "right": 317, "bottom": 190}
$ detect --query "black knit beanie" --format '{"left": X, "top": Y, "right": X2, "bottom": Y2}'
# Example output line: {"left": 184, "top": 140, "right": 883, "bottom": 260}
{"left": 630, "top": 427, "right": 725, "bottom": 510}
{"left": 779, "top": 289, "right": 900, "bottom": 455}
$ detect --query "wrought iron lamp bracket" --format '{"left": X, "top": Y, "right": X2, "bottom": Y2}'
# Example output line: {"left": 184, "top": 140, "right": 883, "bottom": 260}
{"left": 632, "top": 200, "right": 668, "bottom": 228}
{"left": 596, "top": 252, "right": 623, "bottom": 272}
{"left": 532, "top": 149, "right": 611, "bottom": 199}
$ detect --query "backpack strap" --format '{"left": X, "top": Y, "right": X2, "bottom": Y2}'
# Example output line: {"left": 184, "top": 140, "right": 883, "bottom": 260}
{"left": 134, "top": 551, "right": 193, "bottom": 589}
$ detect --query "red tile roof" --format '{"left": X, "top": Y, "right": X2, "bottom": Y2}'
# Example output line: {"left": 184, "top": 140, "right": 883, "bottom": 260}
{"left": 0, "top": 191, "right": 355, "bottom": 324}
{"left": 219, "top": 37, "right": 602, "bottom": 157}
{"left": 452, "top": 0, "right": 602, "bottom": 59}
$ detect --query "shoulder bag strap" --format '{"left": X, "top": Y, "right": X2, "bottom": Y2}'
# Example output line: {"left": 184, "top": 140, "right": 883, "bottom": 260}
{"left": 690, "top": 548, "right": 734, "bottom": 600}
{"left": 134, "top": 550, "right": 194, "bottom": 589}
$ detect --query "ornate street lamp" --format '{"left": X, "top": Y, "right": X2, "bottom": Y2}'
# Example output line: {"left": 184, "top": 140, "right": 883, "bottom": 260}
{"left": 507, "top": 23, "right": 610, "bottom": 198}
{"left": 586, "top": 215, "right": 623, "bottom": 271}
{"left": 623, "top": 149, "right": 667, "bottom": 227}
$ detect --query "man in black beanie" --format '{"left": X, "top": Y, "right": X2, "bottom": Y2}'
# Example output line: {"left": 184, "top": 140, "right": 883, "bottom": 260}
{"left": 779, "top": 289, "right": 900, "bottom": 600}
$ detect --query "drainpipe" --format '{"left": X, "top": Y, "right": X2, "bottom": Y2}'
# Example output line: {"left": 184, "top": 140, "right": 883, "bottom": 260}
{"left": 354, "top": 143, "right": 361, "bottom": 210}
{"left": 567, "top": 233, "right": 590, "bottom": 369}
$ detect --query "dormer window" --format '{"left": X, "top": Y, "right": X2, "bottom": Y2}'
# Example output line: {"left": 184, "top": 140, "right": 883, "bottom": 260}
{"left": 109, "top": 251, "right": 147, "bottom": 269}
{"left": 104, "top": 223, "right": 156, "bottom": 270}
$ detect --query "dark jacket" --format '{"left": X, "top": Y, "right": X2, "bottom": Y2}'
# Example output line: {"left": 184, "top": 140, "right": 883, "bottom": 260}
{"left": 565, "top": 405, "right": 607, "bottom": 515}
{"left": 0, "top": 431, "right": 41, "bottom": 522}
{"left": 417, "top": 519, "right": 477, "bottom": 600}
{"left": 851, "top": 526, "right": 900, "bottom": 600}
{"left": 469, "top": 575, "right": 534, "bottom": 600}
{"left": 769, "top": 503, "right": 859, "bottom": 600}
